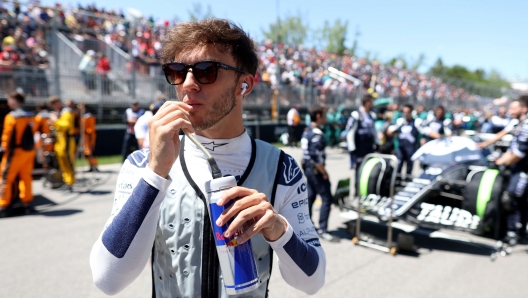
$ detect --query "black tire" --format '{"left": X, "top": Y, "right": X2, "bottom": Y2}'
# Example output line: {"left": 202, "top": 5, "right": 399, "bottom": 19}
{"left": 357, "top": 157, "right": 394, "bottom": 198}
{"left": 463, "top": 169, "right": 504, "bottom": 238}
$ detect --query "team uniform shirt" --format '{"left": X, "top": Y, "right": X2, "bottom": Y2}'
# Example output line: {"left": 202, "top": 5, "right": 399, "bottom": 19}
{"left": 420, "top": 116, "right": 452, "bottom": 141}
{"left": 301, "top": 125, "right": 326, "bottom": 166}
{"left": 490, "top": 115, "right": 510, "bottom": 133}
{"left": 509, "top": 119, "right": 528, "bottom": 175}
{"left": 34, "top": 110, "right": 51, "bottom": 151}
{"left": 90, "top": 131, "right": 325, "bottom": 296}
{"left": 134, "top": 111, "right": 153, "bottom": 149}
{"left": 389, "top": 117, "right": 421, "bottom": 149}
{"left": 55, "top": 107, "right": 75, "bottom": 137}
{"left": 124, "top": 108, "right": 144, "bottom": 134}
{"left": 286, "top": 108, "right": 300, "bottom": 126}
{"left": 506, "top": 118, "right": 528, "bottom": 198}
{"left": 503, "top": 118, "right": 520, "bottom": 133}
{"left": 345, "top": 109, "right": 379, "bottom": 155}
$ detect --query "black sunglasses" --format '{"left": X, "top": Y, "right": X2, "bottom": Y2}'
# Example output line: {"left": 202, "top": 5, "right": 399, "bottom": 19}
{"left": 162, "top": 61, "right": 246, "bottom": 85}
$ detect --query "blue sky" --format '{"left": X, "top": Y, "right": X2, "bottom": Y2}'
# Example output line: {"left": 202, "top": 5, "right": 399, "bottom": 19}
{"left": 44, "top": 0, "right": 528, "bottom": 80}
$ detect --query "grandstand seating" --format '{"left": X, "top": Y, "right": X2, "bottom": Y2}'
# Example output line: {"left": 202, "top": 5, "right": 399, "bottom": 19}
{"left": 0, "top": 1, "right": 505, "bottom": 114}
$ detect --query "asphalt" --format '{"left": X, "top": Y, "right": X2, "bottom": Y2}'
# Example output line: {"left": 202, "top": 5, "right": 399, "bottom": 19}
{"left": 1, "top": 147, "right": 528, "bottom": 298}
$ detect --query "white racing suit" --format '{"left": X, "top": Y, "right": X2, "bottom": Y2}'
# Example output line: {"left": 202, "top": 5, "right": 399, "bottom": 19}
{"left": 90, "top": 131, "right": 326, "bottom": 297}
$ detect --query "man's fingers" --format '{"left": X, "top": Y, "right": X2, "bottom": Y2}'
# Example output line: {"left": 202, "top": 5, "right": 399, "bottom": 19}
{"left": 216, "top": 193, "right": 265, "bottom": 226}
{"left": 236, "top": 221, "right": 258, "bottom": 245}
{"left": 217, "top": 187, "right": 259, "bottom": 206}
{"left": 224, "top": 203, "right": 267, "bottom": 238}
{"left": 237, "top": 210, "right": 275, "bottom": 244}
{"left": 149, "top": 106, "right": 194, "bottom": 133}
{"left": 158, "top": 108, "right": 191, "bottom": 126}
{"left": 157, "top": 118, "right": 193, "bottom": 137}
{"left": 153, "top": 101, "right": 192, "bottom": 120}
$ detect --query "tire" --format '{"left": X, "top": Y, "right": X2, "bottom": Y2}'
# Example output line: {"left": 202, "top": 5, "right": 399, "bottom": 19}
{"left": 358, "top": 158, "right": 382, "bottom": 197}
{"left": 357, "top": 157, "right": 394, "bottom": 198}
{"left": 463, "top": 169, "right": 503, "bottom": 237}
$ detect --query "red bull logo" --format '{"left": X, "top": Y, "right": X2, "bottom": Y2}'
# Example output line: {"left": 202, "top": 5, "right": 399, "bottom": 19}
{"left": 226, "top": 238, "right": 238, "bottom": 247}
{"left": 215, "top": 226, "right": 246, "bottom": 248}
{"left": 215, "top": 232, "right": 239, "bottom": 247}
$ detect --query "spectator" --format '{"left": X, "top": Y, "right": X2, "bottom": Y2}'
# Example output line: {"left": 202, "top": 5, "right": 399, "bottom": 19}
{"left": 79, "top": 50, "right": 96, "bottom": 91}
{"left": 0, "top": 46, "right": 18, "bottom": 93}
{"left": 96, "top": 52, "right": 111, "bottom": 95}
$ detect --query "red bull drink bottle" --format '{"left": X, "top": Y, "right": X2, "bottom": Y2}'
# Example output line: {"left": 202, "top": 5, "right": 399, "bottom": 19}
{"left": 205, "top": 176, "right": 259, "bottom": 295}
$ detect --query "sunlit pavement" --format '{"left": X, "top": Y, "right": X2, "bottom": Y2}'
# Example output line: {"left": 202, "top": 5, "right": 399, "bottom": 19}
{"left": 1, "top": 147, "right": 527, "bottom": 298}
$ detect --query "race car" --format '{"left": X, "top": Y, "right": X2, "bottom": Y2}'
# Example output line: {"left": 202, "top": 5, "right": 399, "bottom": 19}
{"left": 341, "top": 136, "right": 509, "bottom": 241}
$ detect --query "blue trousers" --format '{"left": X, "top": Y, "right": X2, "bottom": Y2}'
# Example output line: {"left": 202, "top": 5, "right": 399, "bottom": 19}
{"left": 396, "top": 145, "right": 416, "bottom": 176}
{"left": 121, "top": 133, "right": 138, "bottom": 162}
{"left": 304, "top": 166, "right": 333, "bottom": 232}
{"left": 506, "top": 172, "right": 528, "bottom": 235}
{"left": 348, "top": 151, "right": 356, "bottom": 169}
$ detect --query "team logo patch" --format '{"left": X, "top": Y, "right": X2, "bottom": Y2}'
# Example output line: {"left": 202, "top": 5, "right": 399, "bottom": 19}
{"left": 127, "top": 149, "right": 149, "bottom": 168}
{"left": 305, "top": 238, "right": 321, "bottom": 247}
{"left": 201, "top": 141, "right": 228, "bottom": 151}
{"left": 279, "top": 155, "right": 302, "bottom": 186}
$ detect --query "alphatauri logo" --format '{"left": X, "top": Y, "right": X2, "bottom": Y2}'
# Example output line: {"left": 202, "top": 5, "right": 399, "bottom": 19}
{"left": 283, "top": 156, "right": 301, "bottom": 185}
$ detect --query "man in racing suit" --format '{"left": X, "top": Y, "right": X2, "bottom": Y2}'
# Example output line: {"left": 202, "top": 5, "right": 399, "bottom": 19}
{"left": 34, "top": 102, "right": 52, "bottom": 161}
{"left": 78, "top": 103, "right": 98, "bottom": 172}
{"left": 495, "top": 108, "right": 528, "bottom": 245}
{"left": 419, "top": 105, "right": 453, "bottom": 145}
{"left": 387, "top": 104, "right": 421, "bottom": 181}
{"left": 90, "top": 19, "right": 325, "bottom": 298}
{"left": 0, "top": 92, "right": 36, "bottom": 217}
{"left": 49, "top": 96, "right": 76, "bottom": 192}
{"left": 301, "top": 105, "right": 337, "bottom": 242}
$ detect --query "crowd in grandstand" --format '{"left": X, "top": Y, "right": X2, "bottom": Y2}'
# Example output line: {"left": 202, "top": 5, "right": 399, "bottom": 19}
{"left": 0, "top": 1, "right": 486, "bottom": 105}
{"left": 256, "top": 42, "right": 475, "bottom": 105}
{"left": 0, "top": 2, "right": 50, "bottom": 67}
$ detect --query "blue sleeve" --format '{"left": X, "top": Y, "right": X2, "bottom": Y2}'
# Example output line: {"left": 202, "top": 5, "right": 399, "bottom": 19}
{"left": 283, "top": 235, "right": 320, "bottom": 276}
{"left": 102, "top": 179, "right": 159, "bottom": 258}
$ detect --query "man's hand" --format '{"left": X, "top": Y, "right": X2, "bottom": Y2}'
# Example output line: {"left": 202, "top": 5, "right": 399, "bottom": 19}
{"left": 477, "top": 141, "right": 489, "bottom": 149}
{"left": 314, "top": 163, "right": 328, "bottom": 180}
{"left": 147, "top": 101, "right": 194, "bottom": 178}
{"left": 429, "top": 131, "right": 442, "bottom": 139}
{"left": 495, "top": 151, "right": 522, "bottom": 167}
{"left": 215, "top": 187, "right": 287, "bottom": 244}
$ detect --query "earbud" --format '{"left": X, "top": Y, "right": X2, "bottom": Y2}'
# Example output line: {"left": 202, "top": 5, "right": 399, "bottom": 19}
{"left": 241, "top": 82, "right": 248, "bottom": 95}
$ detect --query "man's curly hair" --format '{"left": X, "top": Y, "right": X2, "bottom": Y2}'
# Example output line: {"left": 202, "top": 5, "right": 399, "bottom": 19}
{"left": 159, "top": 19, "right": 258, "bottom": 76}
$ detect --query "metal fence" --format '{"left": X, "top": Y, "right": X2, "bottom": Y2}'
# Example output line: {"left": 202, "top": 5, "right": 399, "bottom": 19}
{"left": 0, "top": 65, "right": 498, "bottom": 124}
